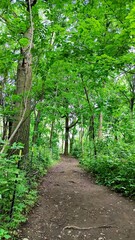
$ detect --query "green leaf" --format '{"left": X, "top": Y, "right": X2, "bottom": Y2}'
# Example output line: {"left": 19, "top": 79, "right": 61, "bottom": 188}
{"left": 19, "top": 38, "right": 29, "bottom": 47}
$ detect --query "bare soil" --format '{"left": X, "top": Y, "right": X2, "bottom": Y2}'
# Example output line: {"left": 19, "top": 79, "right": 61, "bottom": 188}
{"left": 19, "top": 156, "right": 135, "bottom": 240}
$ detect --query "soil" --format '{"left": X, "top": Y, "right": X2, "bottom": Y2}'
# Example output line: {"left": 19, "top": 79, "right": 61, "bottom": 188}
{"left": 19, "top": 156, "right": 135, "bottom": 240}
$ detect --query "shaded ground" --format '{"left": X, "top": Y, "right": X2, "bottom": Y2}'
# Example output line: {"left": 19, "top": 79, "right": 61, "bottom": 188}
{"left": 19, "top": 156, "right": 135, "bottom": 240}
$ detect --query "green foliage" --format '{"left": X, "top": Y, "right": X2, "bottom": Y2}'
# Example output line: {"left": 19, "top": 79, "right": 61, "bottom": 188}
{"left": 0, "top": 229, "right": 11, "bottom": 240}
{"left": 0, "top": 144, "right": 59, "bottom": 239}
{"left": 19, "top": 37, "right": 29, "bottom": 47}
{"left": 80, "top": 140, "right": 135, "bottom": 197}
{"left": 71, "top": 145, "right": 83, "bottom": 159}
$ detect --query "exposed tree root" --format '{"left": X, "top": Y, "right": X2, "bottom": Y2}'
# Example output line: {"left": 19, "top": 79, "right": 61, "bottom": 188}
{"left": 62, "top": 224, "right": 115, "bottom": 231}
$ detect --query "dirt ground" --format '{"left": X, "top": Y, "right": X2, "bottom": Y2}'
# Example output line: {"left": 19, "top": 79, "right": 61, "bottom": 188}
{"left": 19, "top": 156, "right": 135, "bottom": 240}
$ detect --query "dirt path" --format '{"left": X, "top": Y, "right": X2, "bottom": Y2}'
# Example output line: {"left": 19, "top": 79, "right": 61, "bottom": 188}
{"left": 19, "top": 156, "right": 135, "bottom": 240}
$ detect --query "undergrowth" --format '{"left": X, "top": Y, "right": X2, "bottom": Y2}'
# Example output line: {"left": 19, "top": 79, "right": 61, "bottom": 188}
{"left": 80, "top": 157, "right": 135, "bottom": 197}
{"left": 0, "top": 144, "right": 59, "bottom": 240}
{"left": 73, "top": 140, "right": 135, "bottom": 198}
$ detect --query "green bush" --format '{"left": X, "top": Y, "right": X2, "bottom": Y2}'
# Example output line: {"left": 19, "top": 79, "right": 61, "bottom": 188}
{"left": 0, "top": 144, "right": 59, "bottom": 240}
{"left": 72, "top": 145, "right": 82, "bottom": 158}
{"left": 79, "top": 139, "right": 135, "bottom": 198}
{"left": 81, "top": 155, "right": 135, "bottom": 197}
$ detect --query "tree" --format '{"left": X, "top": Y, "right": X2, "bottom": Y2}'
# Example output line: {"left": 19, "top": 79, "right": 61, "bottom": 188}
{"left": 0, "top": 0, "right": 38, "bottom": 154}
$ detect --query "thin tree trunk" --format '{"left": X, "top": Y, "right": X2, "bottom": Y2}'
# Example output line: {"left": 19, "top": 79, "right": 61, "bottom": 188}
{"left": 49, "top": 120, "right": 55, "bottom": 149}
{"left": 129, "top": 75, "right": 135, "bottom": 118}
{"left": 1, "top": 75, "right": 8, "bottom": 140}
{"left": 79, "top": 127, "right": 84, "bottom": 152}
{"left": 8, "top": 119, "right": 12, "bottom": 139}
{"left": 89, "top": 115, "right": 97, "bottom": 158}
{"left": 92, "top": 116, "right": 97, "bottom": 157}
{"left": 61, "top": 128, "right": 64, "bottom": 153}
{"left": 70, "top": 129, "right": 75, "bottom": 154}
{"left": 98, "top": 112, "right": 103, "bottom": 139}
{"left": 32, "top": 110, "right": 41, "bottom": 144}
{"left": 81, "top": 127, "right": 84, "bottom": 152}
{"left": 2, "top": 118, "right": 8, "bottom": 140}
{"left": 64, "top": 116, "right": 69, "bottom": 155}
{"left": 130, "top": 97, "right": 134, "bottom": 118}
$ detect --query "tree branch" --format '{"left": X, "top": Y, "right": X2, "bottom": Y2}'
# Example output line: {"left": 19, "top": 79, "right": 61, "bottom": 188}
{"left": 80, "top": 74, "right": 92, "bottom": 111}
{"left": 68, "top": 119, "right": 78, "bottom": 129}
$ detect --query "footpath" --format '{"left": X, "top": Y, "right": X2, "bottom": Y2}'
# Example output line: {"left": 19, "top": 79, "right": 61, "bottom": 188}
{"left": 19, "top": 156, "right": 135, "bottom": 240}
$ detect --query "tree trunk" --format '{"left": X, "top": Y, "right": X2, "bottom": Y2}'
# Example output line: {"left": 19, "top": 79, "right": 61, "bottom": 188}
{"left": 98, "top": 112, "right": 103, "bottom": 139}
{"left": 1, "top": 75, "right": 8, "bottom": 140}
{"left": 92, "top": 115, "right": 97, "bottom": 157}
{"left": 2, "top": 118, "right": 8, "bottom": 140}
{"left": 79, "top": 127, "right": 84, "bottom": 152}
{"left": 89, "top": 115, "right": 97, "bottom": 158}
{"left": 10, "top": 26, "right": 33, "bottom": 155}
{"left": 64, "top": 116, "right": 69, "bottom": 155}
{"left": 129, "top": 75, "right": 135, "bottom": 118}
{"left": 130, "top": 97, "right": 134, "bottom": 118}
{"left": 49, "top": 120, "right": 55, "bottom": 149}
{"left": 8, "top": 120, "right": 12, "bottom": 139}
{"left": 61, "top": 128, "right": 64, "bottom": 153}
{"left": 32, "top": 110, "right": 41, "bottom": 144}
{"left": 70, "top": 129, "right": 75, "bottom": 154}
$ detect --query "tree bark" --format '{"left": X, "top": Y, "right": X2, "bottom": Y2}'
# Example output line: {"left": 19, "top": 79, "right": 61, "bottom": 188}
{"left": 61, "top": 128, "right": 64, "bottom": 153}
{"left": 49, "top": 120, "right": 55, "bottom": 149}
{"left": 6, "top": 0, "right": 38, "bottom": 155}
{"left": 64, "top": 115, "right": 78, "bottom": 155}
{"left": 70, "top": 128, "right": 75, "bottom": 154}
{"left": 129, "top": 75, "right": 135, "bottom": 118}
{"left": 98, "top": 112, "right": 103, "bottom": 139}
{"left": 130, "top": 97, "right": 134, "bottom": 118}
{"left": 10, "top": 24, "right": 33, "bottom": 155}
{"left": 79, "top": 127, "right": 84, "bottom": 152}
{"left": 89, "top": 115, "right": 97, "bottom": 158}
{"left": 32, "top": 110, "right": 41, "bottom": 144}
{"left": 64, "top": 116, "right": 69, "bottom": 155}
{"left": 2, "top": 118, "right": 8, "bottom": 140}
{"left": 0, "top": 75, "right": 8, "bottom": 140}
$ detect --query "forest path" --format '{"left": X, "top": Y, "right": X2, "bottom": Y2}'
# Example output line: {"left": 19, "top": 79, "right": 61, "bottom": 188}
{"left": 19, "top": 156, "right": 135, "bottom": 240}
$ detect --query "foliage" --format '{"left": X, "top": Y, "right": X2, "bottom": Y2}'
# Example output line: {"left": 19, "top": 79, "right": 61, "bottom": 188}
{"left": 0, "top": 144, "right": 59, "bottom": 239}
{"left": 71, "top": 145, "right": 83, "bottom": 159}
{"left": 79, "top": 139, "right": 135, "bottom": 198}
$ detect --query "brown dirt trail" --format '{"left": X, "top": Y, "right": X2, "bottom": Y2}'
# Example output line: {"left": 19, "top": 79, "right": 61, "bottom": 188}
{"left": 19, "top": 156, "right": 135, "bottom": 240}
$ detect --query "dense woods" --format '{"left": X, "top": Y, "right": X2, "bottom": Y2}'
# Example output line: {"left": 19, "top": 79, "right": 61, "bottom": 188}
{"left": 0, "top": 0, "right": 135, "bottom": 238}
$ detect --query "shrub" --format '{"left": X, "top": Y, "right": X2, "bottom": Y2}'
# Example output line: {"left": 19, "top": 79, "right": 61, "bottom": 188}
{"left": 81, "top": 155, "right": 135, "bottom": 197}
{"left": 0, "top": 144, "right": 59, "bottom": 239}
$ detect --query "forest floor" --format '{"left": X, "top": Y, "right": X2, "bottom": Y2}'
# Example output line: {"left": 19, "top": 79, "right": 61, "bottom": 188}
{"left": 19, "top": 156, "right": 135, "bottom": 240}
